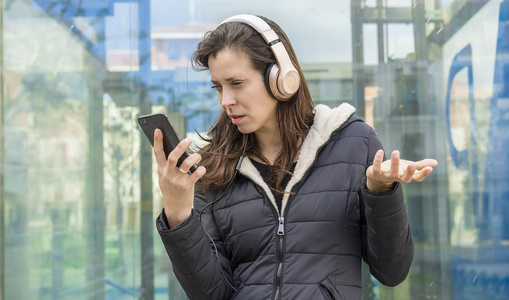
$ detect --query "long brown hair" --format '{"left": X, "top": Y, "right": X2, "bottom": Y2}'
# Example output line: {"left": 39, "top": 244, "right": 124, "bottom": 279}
{"left": 193, "top": 16, "right": 315, "bottom": 193}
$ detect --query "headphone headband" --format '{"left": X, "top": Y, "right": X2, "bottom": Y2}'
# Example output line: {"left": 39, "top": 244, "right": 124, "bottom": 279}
{"left": 220, "top": 14, "right": 271, "bottom": 33}
{"left": 219, "top": 14, "right": 300, "bottom": 101}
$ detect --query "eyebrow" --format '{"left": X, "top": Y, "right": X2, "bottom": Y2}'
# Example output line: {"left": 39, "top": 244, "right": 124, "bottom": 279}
{"left": 211, "top": 77, "right": 238, "bottom": 84}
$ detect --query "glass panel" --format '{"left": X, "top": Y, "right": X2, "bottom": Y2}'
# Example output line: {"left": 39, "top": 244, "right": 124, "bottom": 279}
{"left": 387, "top": 24, "right": 415, "bottom": 60}
{"left": 363, "top": 24, "right": 379, "bottom": 65}
{"left": 386, "top": 0, "right": 411, "bottom": 7}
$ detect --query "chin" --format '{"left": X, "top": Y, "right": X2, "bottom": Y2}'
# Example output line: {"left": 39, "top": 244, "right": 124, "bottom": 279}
{"left": 236, "top": 125, "right": 255, "bottom": 135}
{"left": 237, "top": 128, "right": 252, "bottom": 134}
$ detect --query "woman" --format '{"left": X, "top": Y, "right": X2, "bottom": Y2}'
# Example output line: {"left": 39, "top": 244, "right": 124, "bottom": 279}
{"left": 154, "top": 14, "right": 437, "bottom": 300}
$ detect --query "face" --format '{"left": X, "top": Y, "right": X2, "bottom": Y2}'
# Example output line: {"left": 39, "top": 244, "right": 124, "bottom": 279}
{"left": 209, "top": 49, "right": 278, "bottom": 136}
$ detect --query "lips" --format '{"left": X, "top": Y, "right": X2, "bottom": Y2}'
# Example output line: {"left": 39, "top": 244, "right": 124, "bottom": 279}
{"left": 230, "top": 114, "right": 245, "bottom": 124}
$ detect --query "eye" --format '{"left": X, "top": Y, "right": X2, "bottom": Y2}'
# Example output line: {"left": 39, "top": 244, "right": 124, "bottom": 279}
{"left": 211, "top": 85, "right": 222, "bottom": 91}
{"left": 232, "top": 81, "right": 243, "bottom": 86}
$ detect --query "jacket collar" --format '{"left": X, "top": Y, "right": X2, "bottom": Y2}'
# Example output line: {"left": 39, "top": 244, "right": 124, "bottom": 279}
{"left": 238, "top": 103, "right": 356, "bottom": 213}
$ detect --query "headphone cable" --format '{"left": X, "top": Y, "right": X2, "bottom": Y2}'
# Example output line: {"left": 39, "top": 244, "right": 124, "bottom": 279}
{"left": 198, "top": 134, "right": 249, "bottom": 293}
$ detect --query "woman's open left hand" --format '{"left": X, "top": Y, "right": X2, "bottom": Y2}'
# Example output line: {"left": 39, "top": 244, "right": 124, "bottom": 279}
{"left": 366, "top": 149, "right": 438, "bottom": 193}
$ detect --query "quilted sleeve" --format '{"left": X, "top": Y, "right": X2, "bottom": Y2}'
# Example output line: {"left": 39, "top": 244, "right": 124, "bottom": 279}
{"left": 156, "top": 188, "right": 235, "bottom": 299}
{"left": 359, "top": 127, "right": 414, "bottom": 287}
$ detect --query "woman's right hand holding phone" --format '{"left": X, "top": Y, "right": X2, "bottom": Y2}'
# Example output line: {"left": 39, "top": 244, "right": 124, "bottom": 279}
{"left": 153, "top": 129, "right": 207, "bottom": 228}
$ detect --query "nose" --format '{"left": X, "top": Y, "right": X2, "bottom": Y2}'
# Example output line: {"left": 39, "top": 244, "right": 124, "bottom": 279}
{"left": 220, "top": 88, "right": 236, "bottom": 109}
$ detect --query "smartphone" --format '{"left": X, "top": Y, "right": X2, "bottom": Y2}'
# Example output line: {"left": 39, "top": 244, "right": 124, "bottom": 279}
{"left": 138, "top": 112, "right": 197, "bottom": 174}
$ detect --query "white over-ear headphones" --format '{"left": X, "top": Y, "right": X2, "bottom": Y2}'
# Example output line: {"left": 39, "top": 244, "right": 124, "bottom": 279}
{"left": 220, "top": 14, "right": 300, "bottom": 101}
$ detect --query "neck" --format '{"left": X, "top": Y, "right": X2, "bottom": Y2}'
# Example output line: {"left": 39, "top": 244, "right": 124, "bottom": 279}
{"left": 254, "top": 129, "right": 282, "bottom": 165}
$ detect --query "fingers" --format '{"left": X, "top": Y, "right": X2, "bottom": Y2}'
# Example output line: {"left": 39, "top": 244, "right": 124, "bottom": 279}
{"left": 399, "top": 163, "right": 416, "bottom": 183}
{"left": 154, "top": 134, "right": 206, "bottom": 188}
{"left": 372, "top": 149, "right": 384, "bottom": 174}
{"left": 166, "top": 138, "right": 192, "bottom": 169}
{"left": 166, "top": 140, "right": 205, "bottom": 183}
{"left": 398, "top": 158, "right": 436, "bottom": 183}
{"left": 153, "top": 133, "right": 198, "bottom": 173}
{"left": 178, "top": 153, "right": 202, "bottom": 174}
{"left": 189, "top": 166, "right": 207, "bottom": 182}
{"left": 176, "top": 154, "right": 206, "bottom": 185}
{"left": 414, "top": 158, "right": 438, "bottom": 170}
{"left": 366, "top": 149, "right": 393, "bottom": 193}
{"left": 153, "top": 129, "right": 168, "bottom": 168}
{"left": 401, "top": 158, "right": 437, "bottom": 182}
{"left": 389, "top": 150, "right": 400, "bottom": 178}
{"left": 367, "top": 148, "right": 437, "bottom": 190}
{"left": 412, "top": 166, "right": 434, "bottom": 182}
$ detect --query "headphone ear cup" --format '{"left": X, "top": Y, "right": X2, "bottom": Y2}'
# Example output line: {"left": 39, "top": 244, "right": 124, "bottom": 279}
{"left": 266, "top": 63, "right": 293, "bottom": 101}
{"left": 264, "top": 63, "right": 277, "bottom": 99}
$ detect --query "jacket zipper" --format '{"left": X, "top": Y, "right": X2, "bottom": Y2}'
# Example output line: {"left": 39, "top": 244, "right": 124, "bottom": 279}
{"left": 240, "top": 120, "right": 358, "bottom": 299}
{"left": 273, "top": 215, "right": 285, "bottom": 300}
{"left": 272, "top": 137, "right": 336, "bottom": 300}
{"left": 273, "top": 212, "right": 286, "bottom": 300}
{"left": 249, "top": 182, "right": 287, "bottom": 300}
{"left": 241, "top": 179, "right": 286, "bottom": 300}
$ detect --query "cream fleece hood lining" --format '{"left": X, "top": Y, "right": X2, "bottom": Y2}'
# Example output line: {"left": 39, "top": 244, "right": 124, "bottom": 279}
{"left": 238, "top": 103, "right": 356, "bottom": 215}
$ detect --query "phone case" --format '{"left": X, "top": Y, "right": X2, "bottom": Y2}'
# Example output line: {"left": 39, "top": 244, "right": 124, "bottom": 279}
{"left": 138, "top": 112, "right": 196, "bottom": 172}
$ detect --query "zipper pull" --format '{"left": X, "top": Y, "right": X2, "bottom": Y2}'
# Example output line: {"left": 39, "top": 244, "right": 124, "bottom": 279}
{"left": 277, "top": 216, "right": 285, "bottom": 236}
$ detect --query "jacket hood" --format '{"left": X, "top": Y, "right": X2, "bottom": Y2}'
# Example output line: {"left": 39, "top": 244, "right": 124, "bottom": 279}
{"left": 238, "top": 103, "right": 357, "bottom": 214}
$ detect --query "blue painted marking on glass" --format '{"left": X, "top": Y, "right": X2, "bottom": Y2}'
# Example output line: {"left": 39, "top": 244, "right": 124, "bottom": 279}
{"left": 445, "top": 43, "right": 480, "bottom": 216}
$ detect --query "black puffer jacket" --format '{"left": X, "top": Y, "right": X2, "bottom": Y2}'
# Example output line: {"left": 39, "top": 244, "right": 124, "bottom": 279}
{"left": 157, "top": 103, "right": 414, "bottom": 300}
